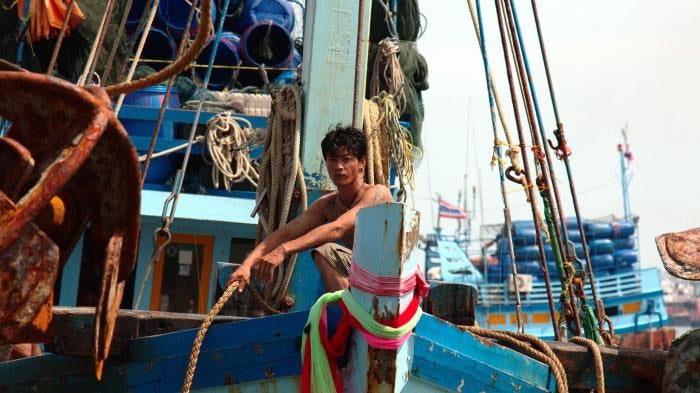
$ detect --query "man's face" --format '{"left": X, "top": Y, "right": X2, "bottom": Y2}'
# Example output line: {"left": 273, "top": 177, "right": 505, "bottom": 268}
{"left": 325, "top": 147, "right": 365, "bottom": 187}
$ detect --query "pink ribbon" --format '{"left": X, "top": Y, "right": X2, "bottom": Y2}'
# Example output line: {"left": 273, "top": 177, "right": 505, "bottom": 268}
{"left": 349, "top": 261, "right": 430, "bottom": 297}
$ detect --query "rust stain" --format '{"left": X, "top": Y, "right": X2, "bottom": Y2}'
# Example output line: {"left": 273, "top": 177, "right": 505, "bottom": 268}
{"left": 367, "top": 346, "right": 397, "bottom": 387}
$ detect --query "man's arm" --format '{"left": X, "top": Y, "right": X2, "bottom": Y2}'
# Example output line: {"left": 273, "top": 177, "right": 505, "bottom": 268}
{"left": 239, "top": 198, "right": 328, "bottom": 270}
{"left": 280, "top": 185, "right": 393, "bottom": 255}
{"left": 228, "top": 199, "right": 328, "bottom": 290}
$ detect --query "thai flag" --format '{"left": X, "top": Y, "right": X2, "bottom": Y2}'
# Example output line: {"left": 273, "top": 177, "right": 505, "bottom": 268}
{"left": 438, "top": 197, "right": 467, "bottom": 219}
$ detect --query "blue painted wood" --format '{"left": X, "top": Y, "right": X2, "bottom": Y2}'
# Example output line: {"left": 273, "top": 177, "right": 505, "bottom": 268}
{"left": 208, "top": 235, "right": 232, "bottom": 309}
{"left": 133, "top": 222, "right": 158, "bottom": 309}
{"left": 117, "top": 105, "right": 267, "bottom": 128}
{"left": 416, "top": 314, "right": 554, "bottom": 387}
{"left": 58, "top": 235, "right": 83, "bottom": 306}
{"left": 140, "top": 190, "right": 258, "bottom": 226}
{"left": 411, "top": 335, "right": 553, "bottom": 392}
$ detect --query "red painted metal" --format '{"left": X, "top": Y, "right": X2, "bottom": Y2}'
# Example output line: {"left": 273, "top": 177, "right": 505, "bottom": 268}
{"left": 0, "top": 71, "right": 140, "bottom": 379}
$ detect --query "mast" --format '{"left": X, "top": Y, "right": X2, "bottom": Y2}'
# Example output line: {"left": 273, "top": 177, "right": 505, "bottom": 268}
{"left": 618, "top": 124, "right": 633, "bottom": 222}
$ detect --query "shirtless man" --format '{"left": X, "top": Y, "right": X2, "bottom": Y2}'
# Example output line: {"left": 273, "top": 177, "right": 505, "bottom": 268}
{"left": 227, "top": 125, "right": 394, "bottom": 292}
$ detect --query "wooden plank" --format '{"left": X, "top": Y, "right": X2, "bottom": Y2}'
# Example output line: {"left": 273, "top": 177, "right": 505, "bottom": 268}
{"left": 45, "top": 307, "right": 247, "bottom": 358}
{"left": 547, "top": 340, "right": 666, "bottom": 393}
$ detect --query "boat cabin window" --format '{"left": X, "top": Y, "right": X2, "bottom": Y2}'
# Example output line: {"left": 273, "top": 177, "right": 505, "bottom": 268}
{"left": 150, "top": 234, "right": 213, "bottom": 314}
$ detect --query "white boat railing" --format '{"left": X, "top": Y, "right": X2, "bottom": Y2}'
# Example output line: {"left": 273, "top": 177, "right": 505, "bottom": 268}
{"left": 478, "top": 269, "right": 650, "bottom": 306}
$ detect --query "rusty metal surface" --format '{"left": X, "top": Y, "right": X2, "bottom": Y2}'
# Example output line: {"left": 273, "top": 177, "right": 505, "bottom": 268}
{"left": 663, "top": 328, "right": 700, "bottom": 393}
{"left": 0, "top": 71, "right": 140, "bottom": 379}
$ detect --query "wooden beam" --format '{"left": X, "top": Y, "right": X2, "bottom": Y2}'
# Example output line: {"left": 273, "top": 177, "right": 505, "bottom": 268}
{"left": 45, "top": 307, "right": 246, "bottom": 358}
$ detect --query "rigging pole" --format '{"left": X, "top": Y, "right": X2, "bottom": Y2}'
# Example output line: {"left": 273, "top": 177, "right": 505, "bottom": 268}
{"left": 618, "top": 124, "right": 633, "bottom": 222}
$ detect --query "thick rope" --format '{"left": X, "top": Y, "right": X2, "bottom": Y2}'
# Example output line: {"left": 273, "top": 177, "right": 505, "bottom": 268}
{"left": 247, "top": 84, "right": 306, "bottom": 314}
{"left": 104, "top": 0, "right": 211, "bottom": 96}
{"left": 181, "top": 282, "right": 239, "bottom": 393}
{"left": 570, "top": 336, "right": 605, "bottom": 393}
{"left": 463, "top": 326, "right": 568, "bottom": 393}
{"left": 113, "top": 0, "right": 161, "bottom": 114}
{"left": 370, "top": 38, "right": 406, "bottom": 115}
{"left": 362, "top": 98, "right": 390, "bottom": 186}
{"left": 77, "top": 0, "right": 118, "bottom": 86}
{"left": 204, "top": 113, "right": 259, "bottom": 189}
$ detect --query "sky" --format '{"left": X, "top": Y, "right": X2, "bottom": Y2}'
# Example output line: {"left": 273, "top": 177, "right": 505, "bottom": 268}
{"left": 412, "top": 1, "right": 700, "bottom": 269}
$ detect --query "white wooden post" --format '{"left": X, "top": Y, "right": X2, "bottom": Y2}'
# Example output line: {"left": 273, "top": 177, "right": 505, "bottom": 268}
{"left": 345, "top": 203, "right": 421, "bottom": 392}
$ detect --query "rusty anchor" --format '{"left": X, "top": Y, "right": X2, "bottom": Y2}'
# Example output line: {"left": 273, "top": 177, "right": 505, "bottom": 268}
{"left": 0, "top": 69, "right": 140, "bottom": 379}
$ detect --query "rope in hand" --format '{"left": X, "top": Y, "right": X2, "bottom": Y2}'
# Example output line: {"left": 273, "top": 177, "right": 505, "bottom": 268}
{"left": 462, "top": 326, "right": 569, "bottom": 393}
{"left": 181, "top": 281, "right": 239, "bottom": 393}
{"left": 370, "top": 38, "right": 406, "bottom": 115}
{"left": 203, "top": 112, "right": 259, "bottom": 190}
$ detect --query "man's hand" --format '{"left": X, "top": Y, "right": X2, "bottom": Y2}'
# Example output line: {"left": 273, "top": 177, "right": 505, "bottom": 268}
{"left": 254, "top": 245, "right": 288, "bottom": 283}
{"left": 227, "top": 265, "right": 251, "bottom": 292}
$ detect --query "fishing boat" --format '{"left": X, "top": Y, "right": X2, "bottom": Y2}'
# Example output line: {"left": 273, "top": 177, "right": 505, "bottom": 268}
{"left": 0, "top": 0, "right": 689, "bottom": 392}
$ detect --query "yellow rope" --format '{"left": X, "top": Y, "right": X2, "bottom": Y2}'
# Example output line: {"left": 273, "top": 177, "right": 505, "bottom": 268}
{"left": 374, "top": 93, "right": 416, "bottom": 200}
{"left": 362, "top": 98, "right": 390, "bottom": 186}
{"left": 570, "top": 336, "right": 605, "bottom": 393}
{"left": 181, "top": 282, "right": 239, "bottom": 393}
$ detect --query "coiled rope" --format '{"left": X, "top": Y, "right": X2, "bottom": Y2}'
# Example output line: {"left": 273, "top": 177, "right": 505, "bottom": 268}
{"left": 204, "top": 113, "right": 259, "bottom": 189}
{"left": 245, "top": 84, "right": 307, "bottom": 314}
{"left": 463, "top": 326, "right": 569, "bottom": 393}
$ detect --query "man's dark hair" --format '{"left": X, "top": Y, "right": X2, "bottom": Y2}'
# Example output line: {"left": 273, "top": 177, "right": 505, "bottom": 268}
{"left": 321, "top": 124, "right": 367, "bottom": 160}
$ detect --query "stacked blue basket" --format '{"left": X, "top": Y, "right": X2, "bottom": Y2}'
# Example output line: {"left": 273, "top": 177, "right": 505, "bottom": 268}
{"left": 488, "top": 219, "right": 638, "bottom": 283}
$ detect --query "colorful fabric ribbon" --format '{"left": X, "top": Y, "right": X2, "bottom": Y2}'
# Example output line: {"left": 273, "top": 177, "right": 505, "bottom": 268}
{"left": 300, "top": 267, "right": 429, "bottom": 393}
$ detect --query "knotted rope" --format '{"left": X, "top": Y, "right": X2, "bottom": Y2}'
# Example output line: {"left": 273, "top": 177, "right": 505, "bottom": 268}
{"left": 370, "top": 38, "right": 406, "bottom": 115}
{"left": 203, "top": 113, "right": 259, "bottom": 189}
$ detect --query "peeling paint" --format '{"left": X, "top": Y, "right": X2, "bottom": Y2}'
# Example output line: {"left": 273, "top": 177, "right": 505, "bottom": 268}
{"left": 456, "top": 378, "right": 464, "bottom": 392}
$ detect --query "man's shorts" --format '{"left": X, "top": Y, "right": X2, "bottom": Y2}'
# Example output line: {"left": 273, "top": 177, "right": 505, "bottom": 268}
{"left": 312, "top": 243, "right": 352, "bottom": 277}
